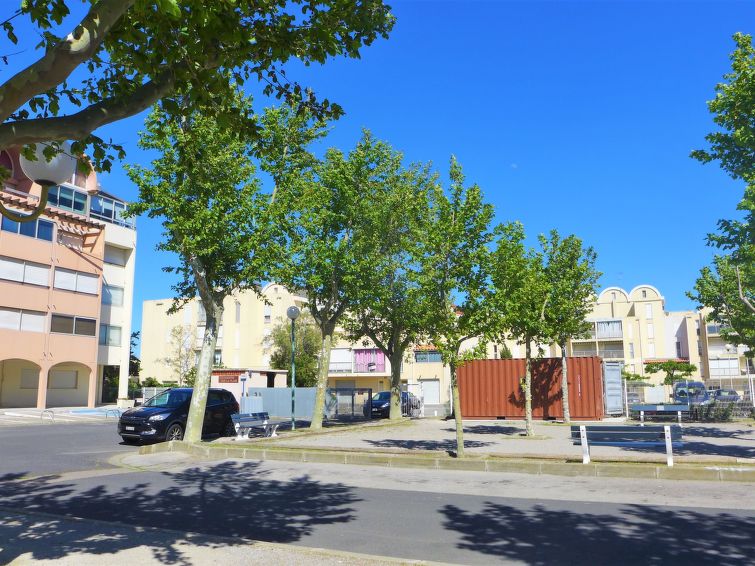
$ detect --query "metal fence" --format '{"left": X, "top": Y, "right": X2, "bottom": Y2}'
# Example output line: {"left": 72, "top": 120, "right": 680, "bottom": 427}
{"left": 141, "top": 387, "right": 169, "bottom": 401}
{"left": 244, "top": 387, "right": 373, "bottom": 420}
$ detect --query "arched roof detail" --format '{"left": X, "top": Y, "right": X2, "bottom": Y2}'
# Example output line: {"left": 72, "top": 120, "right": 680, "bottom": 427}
{"left": 597, "top": 287, "right": 629, "bottom": 302}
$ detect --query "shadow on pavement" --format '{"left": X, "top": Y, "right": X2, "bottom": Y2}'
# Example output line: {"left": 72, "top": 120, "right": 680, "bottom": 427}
{"left": 365, "top": 439, "right": 492, "bottom": 452}
{"left": 441, "top": 501, "right": 755, "bottom": 565}
{"left": 0, "top": 461, "right": 359, "bottom": 565}
{"left": 444, "top": 425, "right": 524, "bottom": 436}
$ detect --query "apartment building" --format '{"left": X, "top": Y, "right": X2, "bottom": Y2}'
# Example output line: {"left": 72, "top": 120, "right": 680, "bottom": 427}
{"left": 699, "top": 319, "right": 754, "bottom": 392}
{"left": 0, "top": 148, "right": 136, "bottom": 408}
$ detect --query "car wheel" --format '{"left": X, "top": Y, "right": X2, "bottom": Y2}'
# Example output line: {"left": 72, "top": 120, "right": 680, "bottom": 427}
{"left": 222, "top": 419, "right": 236, "bottom": 437}
{"left": 166, "top": 423, "right": 184, "bottom": 441}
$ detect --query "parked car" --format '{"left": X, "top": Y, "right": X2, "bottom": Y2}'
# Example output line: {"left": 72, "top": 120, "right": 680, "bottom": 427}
{"left": 626, "top": 392, "right": 641, "bottom": 405}
{"left": 118, "top": 388, "right": 238, "bottom": 444}
{"left": 711, "top": 389, "right": 740, "bottom": 403}
{"left": 364, "top": 391, "right": 421, "bottom": 418}
{"left": 672, "top": 381, "right": 710, "bottom": 405}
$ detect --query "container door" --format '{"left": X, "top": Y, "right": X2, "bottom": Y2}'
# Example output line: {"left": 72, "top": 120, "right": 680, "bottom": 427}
{"left": 603, "top": 361, "right": 624, "bottom": 414}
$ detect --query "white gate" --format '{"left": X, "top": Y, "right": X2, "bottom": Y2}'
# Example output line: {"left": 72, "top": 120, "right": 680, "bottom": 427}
{"left": 420, "top": 379, "right": 441, "bottom": 405}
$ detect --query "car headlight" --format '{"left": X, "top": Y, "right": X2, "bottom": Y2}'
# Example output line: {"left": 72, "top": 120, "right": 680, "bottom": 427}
{"left": 149, "top": 413, "right": 169, "bottom": 421}
{"left": 381, "top": 402, "right": 389, "bottom": 408}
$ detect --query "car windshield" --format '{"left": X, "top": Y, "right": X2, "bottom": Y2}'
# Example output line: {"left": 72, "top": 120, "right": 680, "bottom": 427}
{"left": 373, "top": 392, "right": 390, "bottom": 401}
{"left": 145, "top": 390, "right": 190, "bottom": 408}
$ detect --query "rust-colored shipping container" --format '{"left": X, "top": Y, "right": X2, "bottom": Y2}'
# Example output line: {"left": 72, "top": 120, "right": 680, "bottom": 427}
{"left": 457, "top": 357, "right": 605, "bottom": 420}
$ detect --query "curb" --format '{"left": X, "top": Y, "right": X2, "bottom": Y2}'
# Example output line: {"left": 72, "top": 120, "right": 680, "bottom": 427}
{"left": 139, "top": 441, "right": 755, "bottom": 482}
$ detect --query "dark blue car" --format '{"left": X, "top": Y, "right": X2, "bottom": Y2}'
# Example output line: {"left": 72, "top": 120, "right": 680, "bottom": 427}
{"left": 118, "top": 387, "right": 238, "bottom": 444}
{"left": 364, "top": 391, "right": 421, "bottom": 418}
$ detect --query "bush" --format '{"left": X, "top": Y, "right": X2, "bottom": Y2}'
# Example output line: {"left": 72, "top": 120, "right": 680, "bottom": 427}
{"left": 688, "top": 402, "right": 734, "bottom": 422}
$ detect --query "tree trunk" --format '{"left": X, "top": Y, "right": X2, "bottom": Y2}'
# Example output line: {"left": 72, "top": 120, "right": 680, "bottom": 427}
{"left": 184, "top": 301, "right": 222, "bottom": 443}
{"left": 310, "top": 329, "right": 334, "bottom": 430}
{"left": 560, "top": 339, "right": 571, "bottom": 423}
{"left": 389, "top": 350, "right": 403, "bottom": 420}
{"left": 524, "top": 339, "right": 534, "bottom": 436}
{"left": 450, "top": 361, "right": 465, "bottom": 458}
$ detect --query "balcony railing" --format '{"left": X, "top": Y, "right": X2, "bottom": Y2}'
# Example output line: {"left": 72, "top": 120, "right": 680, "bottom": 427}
{"left": 355, "top": 361, "right": 386, "bottom": 373}
{"left": 572, "top": 350, "right": 598, "bottom": 357}
{"left": 598, "top": 349, "right": 625, "bottom": 359}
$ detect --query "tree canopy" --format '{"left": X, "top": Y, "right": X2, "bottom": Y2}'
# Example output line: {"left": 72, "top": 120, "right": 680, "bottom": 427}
{"left": 644, "top": 360, "right": 698, "bottom": 386}
{"left": 691, "top": 32, "right": 755, "bottom": 327}
{"left": 269, "top": 312, "right": 322, "bottom": 388}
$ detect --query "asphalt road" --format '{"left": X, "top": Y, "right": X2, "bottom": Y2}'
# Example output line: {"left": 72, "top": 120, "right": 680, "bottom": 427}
{"left": 1, "top": 425, "right": 754, "bottom": 564}
{"left": 0, "top": 422, "right": 137, "bottom": 476}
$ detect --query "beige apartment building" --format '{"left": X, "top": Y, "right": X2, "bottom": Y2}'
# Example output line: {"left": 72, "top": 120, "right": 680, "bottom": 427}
{"left": 0, "top": 149, "right": 136, "bottom": 408}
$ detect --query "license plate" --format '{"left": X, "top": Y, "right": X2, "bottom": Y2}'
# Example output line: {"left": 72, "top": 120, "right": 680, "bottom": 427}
{"left": 125, "top": 426, "right": 135, "bottom": 431}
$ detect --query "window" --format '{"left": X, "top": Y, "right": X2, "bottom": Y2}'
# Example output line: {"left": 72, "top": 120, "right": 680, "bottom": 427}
{"left": 1, "top": 216, "right": 54, "bottom": 242}
{"left": 104, "top": 245, "right": 128, "bottom": 266}
{"left": 642, "top": 289, "right": 647, "bottom": 298}
{"left": 595, "top": 320, "right": 622, "bottom": 339}
{"left": 697, "top": 340, "right": 702, "bottom": 355}
{"left": 54, "top": 268, "right": 98, "bottom": 294}
{"left": 99, "top": 324, "right": 122, "bottom": 346}
{"left": 647, "top": 343, "right": 656, "bottom": 357}
{"left": 415, "top": 350, "right": 442, "bottom": 363}
{"left": 51, "top": 314, "right": 96, "bottom": 336}
{"left": 102, "top": 284, "right": 124, "bottom": 306}
{"left": 47, "top": 185, "right": 87, "bottom": 214}
{"left": 647, "top": 323, "right": 654, "bottom": 339}
{"left": 20, "top": 368, "right": 38, "bottom": 389}
{"left": 0, "top": 256, "right": 50, "bottom": 286}
{"left": 235, "top": 301, "right": 241, "bottom": 323}
{"left": 628, "top": 343, "right": 635, "bottom": 358}
{"left": 214, "top": 350, "right": 222, "bottom": 366}
{"left": 0, "top": 308, "right": 45, "bottom": 332}
{"left": 676, "top": 341, "right": 682, "bottom": 358}
{"left": 90, "top": 195, "right": 135, "bottom": 228}
{"left": 354, "top": 348, "right": 385, "bottom": 372}
{"left": 49, "top": 370, "right": 77, "bottom": 389}
{"left": 197, "top": 302, "right": 206, "bottom": 325}
{"left": 208, "top": 391, "right": 224, "bottom": 406}
{"left": 645, "top": 303, "right": 653, "bottom": 320}
{"left": 264, "top": 304, "right": 271, "bottom": 323}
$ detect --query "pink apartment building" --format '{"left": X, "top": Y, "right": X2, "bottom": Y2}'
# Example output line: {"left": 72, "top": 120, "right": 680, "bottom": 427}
{"left": 0, "top": 149, "right": 136, "bottom": 409}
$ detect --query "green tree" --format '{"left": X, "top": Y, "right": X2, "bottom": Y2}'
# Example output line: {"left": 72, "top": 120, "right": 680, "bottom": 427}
{"left": 127, "top": 93, "right": 279, "bottom": 443}
{"left": 129, "top": 331, "right": 141, "bottom": 378}
{"left": 490, "top": 223, "right": 552, "bottom": 437}
{"left": 267, "top": 122, "right": 384, "bottom": 429}
{"left": 0, "top": 1, "right": 394, "bottom": 220}
{"left": 644, "top": 360, "right": 698, "bottom": 386}
{"left": 689, "top": 255, "right": 755, "bottom": 352}
{"left": 269, "top": 312, "right": 322, "bottom": 388}
{"left": 422, "top": 157, "right": 495, "bottom": 457}
{"left": 541, "top": 231, "right": 601, "bottom": 423}
{"left": 344, "top": 142, "right": 436, "bottom": 420}
{"left": 691, "top": 32, "right": 755, "bottom": 320}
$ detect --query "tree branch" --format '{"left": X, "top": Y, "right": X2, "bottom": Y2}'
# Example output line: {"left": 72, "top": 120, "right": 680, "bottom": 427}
{"left": 0, "top": 0, "right": 136, "bottom": 122}
{"left": 0, "top": 71, "right": 175, "bottom": 148}
{"left": 736, "top": 266, "right": 755, "bottom": 314}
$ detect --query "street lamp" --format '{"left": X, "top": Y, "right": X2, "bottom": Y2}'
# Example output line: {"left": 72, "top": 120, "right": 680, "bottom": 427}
{"left": 5, "top": 142, "right": 77, "bottom": 222}
{"left": 287, "top": 305, "right": 300, "bottom": 431}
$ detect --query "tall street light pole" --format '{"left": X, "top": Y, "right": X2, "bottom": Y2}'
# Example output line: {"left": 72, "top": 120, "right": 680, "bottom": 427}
{"left": 287, "top": 306, "right": 300, "bottom": 431}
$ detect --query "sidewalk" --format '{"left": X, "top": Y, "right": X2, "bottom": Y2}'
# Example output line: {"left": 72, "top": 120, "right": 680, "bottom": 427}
{"left": 138, "top": 418, "right": 755, "bottom": 482}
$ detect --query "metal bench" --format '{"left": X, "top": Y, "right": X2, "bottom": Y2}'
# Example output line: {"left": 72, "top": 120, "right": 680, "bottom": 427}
{"left": 231, "top": 412, "right": 279, "bottom": 440}
{"left": 629, "top": 404, "right": 689, "bottom": 425}
{"left": 571, "top": 424, "right": 683, "bottom": 467}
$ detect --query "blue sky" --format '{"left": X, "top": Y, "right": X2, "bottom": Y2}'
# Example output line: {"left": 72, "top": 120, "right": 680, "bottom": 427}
{"left": 6, "top": 1, "right": 755, "bottom": 348}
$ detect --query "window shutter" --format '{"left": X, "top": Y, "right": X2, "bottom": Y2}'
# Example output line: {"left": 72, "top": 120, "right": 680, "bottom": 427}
{"left": 54, "top": 268, "right": 77, "bottom": 291}
{"left": 76, "top": 272, "right": 99, "bottom": 294}
{"left": 20, "top": 311, "right": 45, "bottom": 332}
{"left": 0, "top": 256, "right": 24, "bottom": 282}
{"left": 0, "top": 307, "right": 20, "bottom": 330}
{"left": 23, "top": 262, "right": 50, "bottom": 286}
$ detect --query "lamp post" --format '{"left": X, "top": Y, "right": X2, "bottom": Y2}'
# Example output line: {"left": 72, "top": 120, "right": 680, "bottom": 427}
{"left": 240, "top": 372, "right": 248, "bottom": 398}
{"left": 7, "top": 142, "right": 77, "bottom": 222}
{"left": 287, "top": 306, "right": 300, "bottom": 431}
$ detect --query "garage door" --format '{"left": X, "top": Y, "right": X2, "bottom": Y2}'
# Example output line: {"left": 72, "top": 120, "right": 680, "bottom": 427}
{"left": 420, "top": 379, "right": 440, "bottom": 404}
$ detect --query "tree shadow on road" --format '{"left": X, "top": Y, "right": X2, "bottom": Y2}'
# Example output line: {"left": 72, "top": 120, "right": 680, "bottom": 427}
{"left": 444, "top": 425, "right": 523, "bottom": 436}
{"left": 365, "top": 439, "right": 492, "bottom": 453}
{"left": 441, "top": 500, "right": 755, "bottom": 565}
{"left": 0, "top": 460, "right": 359, "bottom": 564}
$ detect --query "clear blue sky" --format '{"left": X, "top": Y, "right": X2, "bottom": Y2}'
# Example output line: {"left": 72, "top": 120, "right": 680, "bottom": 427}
{"left": 8, "top": 1, "right": 755, "bottom": 348}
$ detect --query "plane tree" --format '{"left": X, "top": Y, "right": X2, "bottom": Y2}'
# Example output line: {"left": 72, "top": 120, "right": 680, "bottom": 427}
{"left": 0, "top": 0, "right": 394, "bottom": 219}
{"left": 127, "top": 93, "right": 281, "bottom": 443}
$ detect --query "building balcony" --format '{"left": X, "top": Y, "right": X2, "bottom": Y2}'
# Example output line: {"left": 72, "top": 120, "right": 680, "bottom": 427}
{"left": 328, "top": 361, "right": 353, "bottom": 373}
{"left": 597, "top": 349, "right": 625, "bottom": 359}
